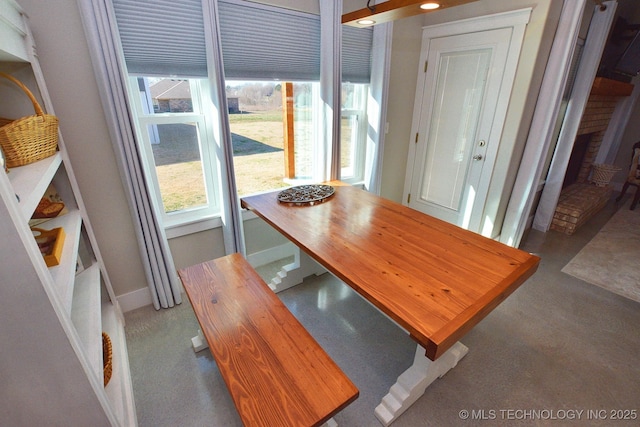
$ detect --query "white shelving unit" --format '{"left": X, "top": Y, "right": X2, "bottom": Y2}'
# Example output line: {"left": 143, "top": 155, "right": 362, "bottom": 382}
{"left": 0, "top": 0, "right": 137, "bottom": 425}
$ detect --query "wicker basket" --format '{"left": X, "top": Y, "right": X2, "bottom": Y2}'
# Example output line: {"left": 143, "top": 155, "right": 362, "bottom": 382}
{"left": 102, "top": 332, "right": 113, "bottom": 387}
{"left": 590, "top": 163, "right": 621, "bottom": 187}
{"left": 0, "top": 72, "right": 58, "bottom": 168}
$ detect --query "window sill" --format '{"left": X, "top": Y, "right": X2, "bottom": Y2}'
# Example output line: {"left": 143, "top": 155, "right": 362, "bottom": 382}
{"left": 164, "top": 182, "right": 365, "bottom": 240}
{"left": 164, "top": 209, "right": 260, "bottom": 239}
{"left": 165, "top": 215, "right": 223, "bottom": 239}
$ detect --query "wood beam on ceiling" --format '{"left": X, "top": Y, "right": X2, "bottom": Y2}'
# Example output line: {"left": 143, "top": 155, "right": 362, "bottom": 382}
{"left": 342, "top": 0, "right": 480, "bottom": 28}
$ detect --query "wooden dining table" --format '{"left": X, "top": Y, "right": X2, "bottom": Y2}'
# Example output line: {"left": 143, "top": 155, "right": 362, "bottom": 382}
{"left": 241, "top": 182, "right": 540, "bottom": 425}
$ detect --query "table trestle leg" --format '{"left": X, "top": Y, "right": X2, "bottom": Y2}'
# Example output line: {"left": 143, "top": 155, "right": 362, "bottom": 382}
{"left": 374, "top": 342, "right": 469, "bottom": 426}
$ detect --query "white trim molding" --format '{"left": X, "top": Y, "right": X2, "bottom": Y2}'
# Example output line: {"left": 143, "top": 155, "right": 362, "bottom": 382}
{"left": 500, "top": 0, "right": 587, "bottom": 247}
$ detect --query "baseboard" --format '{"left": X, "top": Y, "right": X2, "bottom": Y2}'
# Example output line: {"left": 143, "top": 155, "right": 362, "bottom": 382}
{"left": 118, "top": 286, "right": 153, "bottom": 313}
{"left": 247, "top": 242, "right": 296, "bottom": 267}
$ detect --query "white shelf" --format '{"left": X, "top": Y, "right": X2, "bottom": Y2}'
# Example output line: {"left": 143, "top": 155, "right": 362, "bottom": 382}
{"left": 103, "top": 303, "right": 138, "bottom": 427}
{"left": 1, "top": 2, "right": 136, "bottom": 423}
{"left": 71, "top": 263, "right": 102, "bottom": 380}
{"left": 0, "top": 0, "right": 28, "bottom": 62}
{"left": 39, "top": 209, "right": 82, "bottom": 314}
{"left": 7, "top": 152, "right": 62, "bottom": 221}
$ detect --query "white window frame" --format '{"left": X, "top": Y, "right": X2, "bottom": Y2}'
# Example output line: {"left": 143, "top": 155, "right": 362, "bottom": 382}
{"left": 341, "top": 83, "right": 369, "bottom": 183}
{"left": 127, "top": 77, "right": 222, "bottom": 232}
{"left": 281, "top": 81, "right": 369, "bottom": 185}
{"left": 127, "top": 76, "right": 371, "bottom": 234}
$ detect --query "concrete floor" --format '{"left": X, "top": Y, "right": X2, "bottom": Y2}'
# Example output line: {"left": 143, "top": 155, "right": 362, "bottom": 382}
{"left": 124, "top": 197, "right": 640, "bottom": 426}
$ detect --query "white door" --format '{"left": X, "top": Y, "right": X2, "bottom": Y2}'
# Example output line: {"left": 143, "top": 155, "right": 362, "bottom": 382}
{"left": 405, "top": 12, "right": 528, "bottom": 233}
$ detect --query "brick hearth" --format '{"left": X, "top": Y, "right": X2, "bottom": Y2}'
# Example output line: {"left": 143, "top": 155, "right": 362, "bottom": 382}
{"left": 550, "top": 184, "right": 612, "bottom": 235}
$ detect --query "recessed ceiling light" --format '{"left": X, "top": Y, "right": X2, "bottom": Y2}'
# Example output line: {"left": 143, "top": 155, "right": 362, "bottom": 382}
{"left": 420, "top": 2, "right": 441, "bottom": 10}
{"left": 356, "top": 19, "right": 376, "bottom": 25}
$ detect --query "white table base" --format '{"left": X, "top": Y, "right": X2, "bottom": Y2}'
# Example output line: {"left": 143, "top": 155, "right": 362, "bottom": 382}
{"left": 375, "top": 342, "right": 469, "bottom": 426}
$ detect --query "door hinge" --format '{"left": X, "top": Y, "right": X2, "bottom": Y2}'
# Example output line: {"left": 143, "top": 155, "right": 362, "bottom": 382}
{"left": 407, "top": 193, "right": 411, "bottom": 204}
{"left": 415, "top": 133, "right": 419, "bottom": 143}
{"left": 424, "top": 61, "right": 428, "bottom": 73}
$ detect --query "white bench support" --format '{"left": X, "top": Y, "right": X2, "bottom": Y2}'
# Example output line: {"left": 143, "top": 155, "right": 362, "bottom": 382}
{"left": 191, "top": 329, "right": 208, "bottom": 353}
{"left": 374, "top": 342, "right": 469, "bottom": 426}
{"left": 321, "top": 418, "right": 338, "bottom": 427}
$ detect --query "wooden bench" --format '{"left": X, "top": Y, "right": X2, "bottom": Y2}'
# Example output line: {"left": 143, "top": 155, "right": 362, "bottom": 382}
{"left": 177, "top": 253, "right": 359, "bottom": 427}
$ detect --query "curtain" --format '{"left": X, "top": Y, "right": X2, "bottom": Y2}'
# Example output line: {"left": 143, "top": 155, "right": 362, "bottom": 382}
{"left": 317, "top": 0, "right": 342, "bottom": 182}
{"left": 202, "top": 0, "right": 245, "bottom": 255}
{"left": 77, "top": 0, "right": 182, "bottom": 309}
{"left": 364, "top": 23, "right": 392, "bottom": 195}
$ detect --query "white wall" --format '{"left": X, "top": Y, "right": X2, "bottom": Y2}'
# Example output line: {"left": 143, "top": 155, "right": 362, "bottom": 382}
{"left": 168, "top": 227, "right": 226, "bottom": 270}
{"left": 379, "top": 15, "right": 423, "bottom": 201}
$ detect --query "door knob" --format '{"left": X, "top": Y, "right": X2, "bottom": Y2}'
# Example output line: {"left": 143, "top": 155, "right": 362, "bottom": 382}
{"left": 473, "top": 154, "right": 483, "bottom": 161}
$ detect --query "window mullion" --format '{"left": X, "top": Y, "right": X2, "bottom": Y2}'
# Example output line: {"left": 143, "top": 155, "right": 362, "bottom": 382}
{"left": 135, "top": 115, "right": 168, "bottom": 222}
{"left": 196, "top": 79, "right": 221, "bottom": 212}
{"left": 137, "top": 114, "right": 202, "bottom": 126}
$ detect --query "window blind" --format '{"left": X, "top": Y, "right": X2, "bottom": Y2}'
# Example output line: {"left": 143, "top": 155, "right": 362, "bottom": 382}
{"left": 342, "top": 25, "right": 373, "bottom": 83}
{"left": 112, "top": 0, "right": 371, "bottom": 82}
{"left": 218, "top": 0, "right": 320, "bottom": 81}
{"left": 112, "top": 0, "right": 207, "bottom": 77}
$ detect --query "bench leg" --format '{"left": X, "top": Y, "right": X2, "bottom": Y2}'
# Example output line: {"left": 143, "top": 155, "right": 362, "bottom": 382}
{"left": 320, "top": 417, "right": 338, "bottom": 427}
{"left": 191, "top": 329, "right": 209, "bottom": 353}
{"left": 374, "top": 342, "right": 469, "bottom": 426}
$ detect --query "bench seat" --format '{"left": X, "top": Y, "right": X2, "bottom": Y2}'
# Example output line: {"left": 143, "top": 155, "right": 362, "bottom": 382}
{"left": 178, "top": 253, "right": 358, "bottom": 427}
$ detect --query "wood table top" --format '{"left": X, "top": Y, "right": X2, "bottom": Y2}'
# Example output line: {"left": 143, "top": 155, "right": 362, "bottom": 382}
{"left": 241, "top": 182, "right": 540, "bottom": 360}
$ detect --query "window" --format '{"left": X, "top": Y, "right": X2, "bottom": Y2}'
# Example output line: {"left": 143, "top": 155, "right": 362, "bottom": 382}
{"left": 113, "top": 0, "right": 378, "bottom": 233}
{"left": 218, "top": 0, "right": 372, "bottom": 195}
{"left": 341, "top": 83, "right": 369, "bottom": 181}
{"left": 227, "top": 80, "right": 369, "bottom": 196}
{"left": 128, "top": 77, "right": 221, "bottom": 228}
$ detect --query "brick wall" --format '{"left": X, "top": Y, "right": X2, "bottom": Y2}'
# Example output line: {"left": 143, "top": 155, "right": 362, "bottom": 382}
{"left": 575, "top": 94, "right": 618, "bottom": 183}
